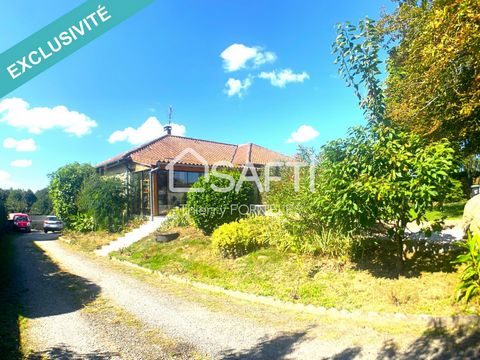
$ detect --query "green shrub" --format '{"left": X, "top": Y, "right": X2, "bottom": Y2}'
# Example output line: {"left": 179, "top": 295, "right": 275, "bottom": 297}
{"left": 70, "top": 213, "right": 96, "bottom": 233}
{"left": 453, "top": 234, "right": 480, "bottom": 303}
{"left": 164, "top": 207, "right": 193, "bottom": 229}
{"left": 77, "top": 176, "right": 128, "bottom": 232}
{"left": 48, "top": 163, "right": 96, "bottom": 226}
{"left": 187, "top": 170, "right": 254, "bottom": 234}
{"left": 211, "top": 217, "right": 268, "bottom": 258}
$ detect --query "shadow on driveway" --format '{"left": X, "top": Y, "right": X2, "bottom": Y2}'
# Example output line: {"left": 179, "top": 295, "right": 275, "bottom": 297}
{"left": 14, "top": 232, "right": 101, "bottom": 319}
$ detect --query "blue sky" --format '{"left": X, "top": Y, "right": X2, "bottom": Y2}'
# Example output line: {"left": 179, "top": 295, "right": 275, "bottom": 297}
{"left": 0, "top": 0, "right": 392, "bottom": 191}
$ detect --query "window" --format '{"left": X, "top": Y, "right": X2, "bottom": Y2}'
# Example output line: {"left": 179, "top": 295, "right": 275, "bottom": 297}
{"left": 174, "top": 171, "right": 203, "bottom": 187}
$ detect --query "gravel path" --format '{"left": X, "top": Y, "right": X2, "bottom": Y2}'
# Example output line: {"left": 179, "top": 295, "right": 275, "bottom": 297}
{"left": 12, "top": 232, "right": 479, "bottom": 359}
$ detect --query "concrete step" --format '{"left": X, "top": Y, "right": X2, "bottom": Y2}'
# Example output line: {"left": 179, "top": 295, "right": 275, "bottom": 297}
{"left": 95, "top": 217, "right": 166, "bottom": 257}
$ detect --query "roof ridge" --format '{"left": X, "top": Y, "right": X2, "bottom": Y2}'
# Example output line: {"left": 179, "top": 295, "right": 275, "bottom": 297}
{"left": 247, "top": 143, "right": 253, "bottom": 163}
{"left": 168, "top": 134, "right": 237, "bottom": 147}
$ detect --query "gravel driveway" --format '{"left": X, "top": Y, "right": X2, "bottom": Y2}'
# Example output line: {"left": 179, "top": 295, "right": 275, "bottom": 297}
{"left": 11, "top": 232, "right": 479, "bottom": 359}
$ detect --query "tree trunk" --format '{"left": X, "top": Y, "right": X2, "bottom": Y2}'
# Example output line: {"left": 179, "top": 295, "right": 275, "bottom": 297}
{"left": 395, "top": 235, "right": 404, "bottom": 275}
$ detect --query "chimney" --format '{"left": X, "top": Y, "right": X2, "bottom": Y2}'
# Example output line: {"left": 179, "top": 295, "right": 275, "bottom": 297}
{"left": 164, "top": 124, "right": 172, "bottom": 135}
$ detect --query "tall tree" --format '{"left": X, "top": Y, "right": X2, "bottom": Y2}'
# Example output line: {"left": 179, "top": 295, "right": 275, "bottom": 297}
{"left": 30, "top": 188, "right": 53, "bottom": 215}
{"left": 49, "top": 163, "right": 96, "bottom": 224}
{"left": 383, "top": 0, "right": 480, "bottom": 155}
{"left": 5, "top": 190, "right": 28, "bottom": 213}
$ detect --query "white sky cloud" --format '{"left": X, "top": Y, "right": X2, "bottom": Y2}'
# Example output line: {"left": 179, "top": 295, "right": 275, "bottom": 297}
{"left": 108, "top": 116, "right": 186, "bottom": 145}
{"left": 225, "top": 77, "right": 252, "bottom": 97}
{"left": 259, "top": 69, "right": 310, "bottom": 88}
{"left": 0, "top": 98, "right": 97, "bottom": 136}
{"left": 0, "top": 170, "right": 17, "bottom": 188}
{"left": 220, "top": 43, "right": 276, "bottom": 72}
{"left": 287, "top": 125, "right": 319, "bottom": 143}
{"left": 10, "top": 159, "right": 33, "bottom": 168}
{"left": 3, "top": 137, "right": 37, "bottom": 152}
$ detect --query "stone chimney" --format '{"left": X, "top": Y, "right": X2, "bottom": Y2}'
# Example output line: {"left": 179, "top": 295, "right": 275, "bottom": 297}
{"left": 164, "top": 124, "right": 172, "bottom": 135}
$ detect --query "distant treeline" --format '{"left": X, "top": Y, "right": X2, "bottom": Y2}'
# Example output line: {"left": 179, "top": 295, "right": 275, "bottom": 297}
{"left": 0, "top": 188, "right": 53, "bottom": 215}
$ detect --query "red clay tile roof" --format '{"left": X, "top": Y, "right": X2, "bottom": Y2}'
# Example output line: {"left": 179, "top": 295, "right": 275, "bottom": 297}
{"left": 96, "top": 135, "right": 292, "bottom": 168}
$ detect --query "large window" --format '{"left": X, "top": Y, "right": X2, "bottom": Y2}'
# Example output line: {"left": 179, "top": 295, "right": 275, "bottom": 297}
{"left": 173, "top": 171, "right": 202, "bottom": 187}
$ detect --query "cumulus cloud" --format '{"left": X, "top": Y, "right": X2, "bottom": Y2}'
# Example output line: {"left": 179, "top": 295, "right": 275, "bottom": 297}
{"left": 0, "top": 170, "right": 16, "bottom": 188}
{"left": 108, "top": 116, "right": 186, "bottom": 145}
{"left": 259, "top": 69, "right": 310, "bottom": 88}
{"left": 3, "top": 137, "right": 37, "bottom": 152}
{"left": 11, "top": 159, "right": 32, "bottom": 168}
{"left": 0, "top": 98, "right": 97, "bottom": 136}
{"left": 220, "top": 43, "right": 276, "bottom": 72}
{"left": 287, "top": 125, "right": 319, "bottom": 143}
{"left": 225, "top": 77, "right": 253, "bottom": 97}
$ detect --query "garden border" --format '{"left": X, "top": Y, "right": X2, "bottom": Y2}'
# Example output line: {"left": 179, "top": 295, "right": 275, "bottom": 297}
{"left": 110, "top": 257, "right": 479, "bottom": 326}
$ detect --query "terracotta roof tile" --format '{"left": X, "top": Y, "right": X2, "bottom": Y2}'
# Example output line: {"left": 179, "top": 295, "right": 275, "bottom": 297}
{"left": 96, "top": 135, "right": 292, "bottom": 168}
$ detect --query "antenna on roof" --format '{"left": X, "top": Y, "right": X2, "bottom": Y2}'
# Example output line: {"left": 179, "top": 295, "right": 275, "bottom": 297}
{"left": 164, "top": 105, "right": 173, "bottom": 135}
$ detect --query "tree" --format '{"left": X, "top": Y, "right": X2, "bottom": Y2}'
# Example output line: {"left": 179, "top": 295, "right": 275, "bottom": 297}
{"left": 5, "top": 190, "right": 28, "bottom": 213}
{"left": 319, "top": 124, "right": 455, "bottom": 271}
{"left": 383, "top": 0, "right": 480, "bottom": 155}
{"left": 23, "top": 190, "right": 37, "bottom": 212}
{"left": 30, "top": 188, "right": 53, "bottom": 215}
{"left": 49, "top": 163, "right": 96, "bottom": 224}
{"left": 77, "top": 175, "right": 128, "bottom": 232}
{"left": 332, "top": 15, "right": 457, "bottom": 272}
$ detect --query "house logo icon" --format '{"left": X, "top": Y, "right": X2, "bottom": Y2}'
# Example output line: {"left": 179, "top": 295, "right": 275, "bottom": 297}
{"left": 165, "top": 147, "right": 210, "bottom": 193}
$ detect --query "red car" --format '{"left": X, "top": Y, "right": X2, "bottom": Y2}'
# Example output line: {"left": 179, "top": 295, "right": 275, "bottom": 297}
{"left": 9, "top": 213, "right": 32, "bottom": 232}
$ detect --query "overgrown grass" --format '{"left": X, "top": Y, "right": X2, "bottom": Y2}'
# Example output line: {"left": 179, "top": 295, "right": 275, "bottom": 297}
{"left": 61, "top": 217, "right": 148, "bottom": 252}
{"left": 425, "top": 201, "right": 467, "bottom": 221}
{"left": 61, "top": 231, "right": 119, "bottom": 252}
{"left": 112, "top": 226, "right": 479, "bottom": 316}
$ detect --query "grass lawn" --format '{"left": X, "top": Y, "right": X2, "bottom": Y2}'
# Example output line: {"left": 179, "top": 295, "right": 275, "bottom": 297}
{"left": 425, "top": 201, "right": 467, "bottom": 221}
{"left": 112, "top": 226, "right": 479, "bottom": 317}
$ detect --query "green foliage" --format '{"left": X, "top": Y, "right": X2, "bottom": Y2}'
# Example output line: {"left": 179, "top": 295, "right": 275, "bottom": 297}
{"left": 453, "top": 234, "right": 480, "bottom": 303}
{"left": 30, "top": 188, "right": 53, "bottom": 215}
{"left": 77, "top": 175, "right": 128, "bottom": 232}
{"left": 383, "top": 0, "right": 480, "bottom": 155}
{"left": 5, "top": 189, "right": 28, "bottom": 213}
{"left": 211, "top": 216, "right": 270, "bottom": 258}
{"left": 49, "top": 163, "right": 96, "bottom": 225}
{"left": 187, "top": 170, "right": 254, "bottom": 234}
{"left": 69, "top": 213, "right": 96, "bottom": 233}
{"left": 164, "top": 207, "right": 193, "bottom": 229}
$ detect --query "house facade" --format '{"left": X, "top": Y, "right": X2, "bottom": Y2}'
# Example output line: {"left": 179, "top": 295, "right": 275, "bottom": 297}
{"left": 96, "top": 126, "right": 291, "bottom": 217}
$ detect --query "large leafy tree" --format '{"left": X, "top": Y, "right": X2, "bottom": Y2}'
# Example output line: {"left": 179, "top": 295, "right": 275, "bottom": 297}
{"left": 30, "top": 188, "right": 53, "bottom": 215}
{"left": 5, "top": 190, "right": 28, "bottom": 213}
{"left": 77, "top": 175, "right": 128, "bottom": 232}
{"left": 333, "top": 15, "right": 457, "bottom": 272}
{"left": 49, "top": 163, "right": 96, "bottom": 224}
{"left": 383, "top": 0, "right": 480, "bottom": 155}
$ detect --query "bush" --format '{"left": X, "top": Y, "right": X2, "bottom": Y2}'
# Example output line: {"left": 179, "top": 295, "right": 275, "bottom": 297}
{"left": 49, "top": 163, "right": 96, "bottom": 226}
{"left": 70, "top": 213, "right": 96, "bottom": 233}
{"left": 187, "top": 170, "right": 254, "bottom": 234}
{"left": 164, "top": 207, "right": 193, "bottom": 229}
{"left": 77, "top": 176, "right": 128, "bottom": 232}
{"left": 453, "top": 234, "right": 480, "bottom": 303}
{"left": 211, "top": 217, "right": 269, "bottom": 258}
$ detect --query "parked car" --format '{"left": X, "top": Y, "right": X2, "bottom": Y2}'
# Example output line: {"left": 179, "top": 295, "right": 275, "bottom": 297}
{"left": 8, "top": 213, "right": 32, "bottom": 232}
{"left": 43, "top": 216, "right": 64, "bottom": 233}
